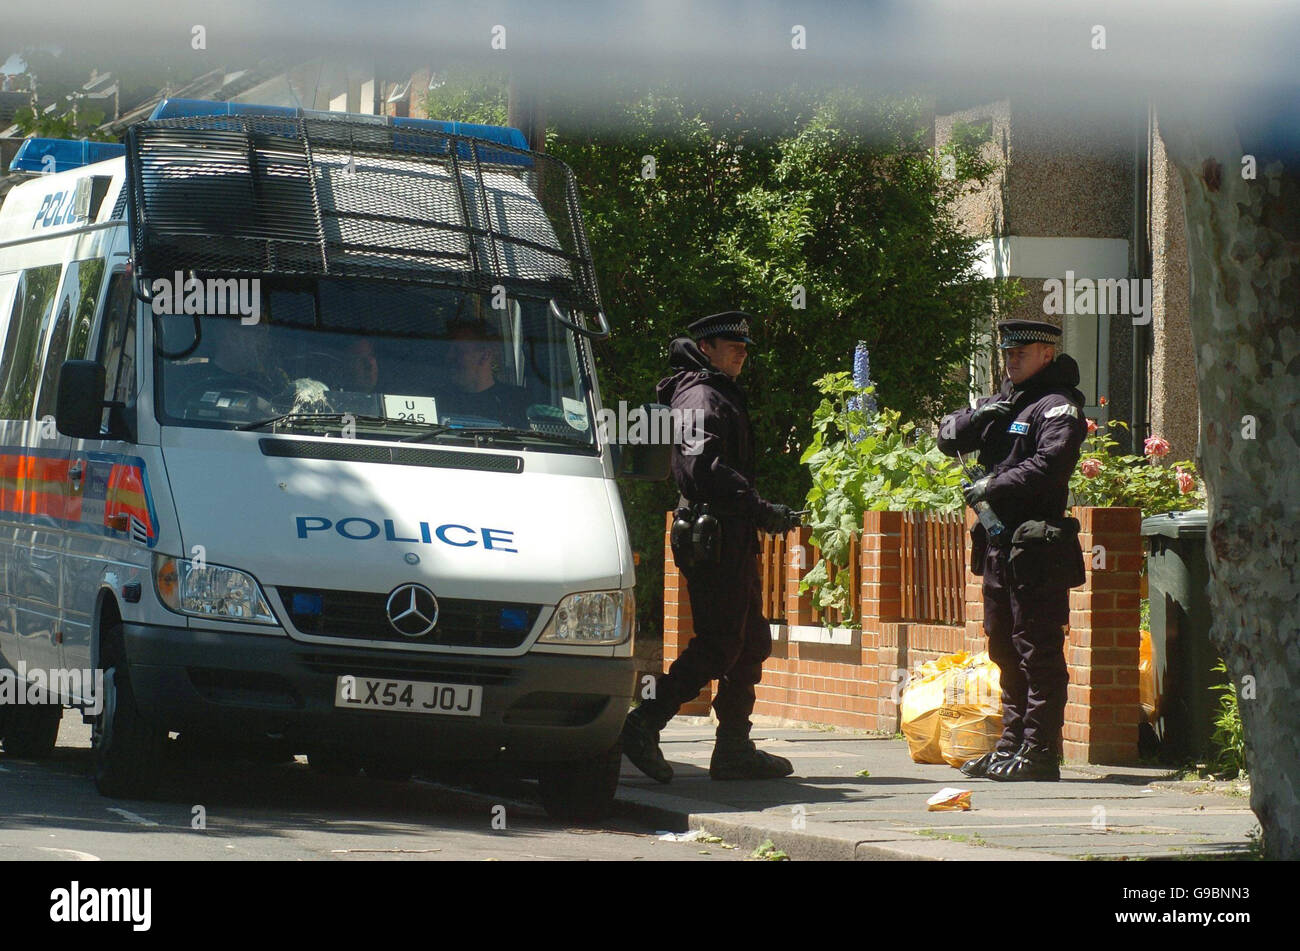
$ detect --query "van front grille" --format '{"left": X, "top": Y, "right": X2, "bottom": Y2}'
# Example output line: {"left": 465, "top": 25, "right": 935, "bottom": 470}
{"left": 278, "top": 587, "right": 540, "bottom": 649}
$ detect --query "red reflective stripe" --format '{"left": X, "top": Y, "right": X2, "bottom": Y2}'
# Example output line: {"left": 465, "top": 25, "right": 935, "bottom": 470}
{"left": 106, "top": 462, "right": 154, "bottom": 537}
{"left": 0, "top": 453, "right": 150, "bottom": 538}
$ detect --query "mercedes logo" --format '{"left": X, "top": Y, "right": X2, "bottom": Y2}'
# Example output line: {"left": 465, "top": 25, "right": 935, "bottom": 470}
{"left": 385, "top": 583, "right": 439, "bottom": 638}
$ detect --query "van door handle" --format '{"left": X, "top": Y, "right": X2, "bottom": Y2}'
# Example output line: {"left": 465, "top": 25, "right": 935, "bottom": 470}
{"left": 68, "top": 463, "right": 84, "bottom": 482}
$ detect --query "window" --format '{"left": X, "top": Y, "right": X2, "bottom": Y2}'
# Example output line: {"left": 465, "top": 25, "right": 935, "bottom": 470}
{"left": 35, "top": 258, "right": 108, "bottom": 422}
{"left": 96, "top": 272, "right": 136, "bottom": 431}
{"left": 0, "top": 274, "right": 18, "bottom": 336}
{"left": 1062, "top": 311, "right": 1106, "bottom": 416}
{"left": 153, "top": 279, "right": 596, "bottom": 451}
{"left": 0, "top": 264, "right": 63, "bottom": 419}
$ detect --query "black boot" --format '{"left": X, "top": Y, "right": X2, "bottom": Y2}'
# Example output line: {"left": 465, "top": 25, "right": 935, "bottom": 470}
{"left": 960, "top": 748, "right": 1018, "bottom": 779}
{"left": 986, "top": 741, "right": 1027, "bottom": 779}
{"left": 620, "top": 704, "right": 673, "bottom": 784}
{"left": 988, "top": 743, "right": 1060, "bottom": 782}
{"left": 709, "top": 726, "right": 794, "bottom": 781}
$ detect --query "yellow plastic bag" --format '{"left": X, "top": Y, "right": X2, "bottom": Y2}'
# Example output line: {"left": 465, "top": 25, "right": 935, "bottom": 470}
{"left": 937, "top": 653, "right": 1003, "bottom": 767}
{"left": 1139, "top": 629, "right": 1159, "bottom": 724}
{"left": 900, "top": 670, "right": 946, "bottom": 763}
{"left": 939, "top": 706, "right": 1002, "bottom": 767}
{"left": 901, "top": 652, "right": 1001, "bottom": 765}
{"left": 942, "top": 653, "right": 1001, "bottom": 709}
{"left": 900, "top": 652, "right": 967, "bottom": 763}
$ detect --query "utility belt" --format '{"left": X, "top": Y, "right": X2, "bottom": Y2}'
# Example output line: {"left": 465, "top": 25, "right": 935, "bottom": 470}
{"left": 670, "top": 500, "right": 721, "bottom": 569}
{"left": 970, "top": 515, "right": 1086, "bottom": 589}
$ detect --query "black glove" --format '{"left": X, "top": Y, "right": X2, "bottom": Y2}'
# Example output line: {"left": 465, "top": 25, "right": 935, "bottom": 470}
{"left": 760, "top": 503, "right": 798, "bottom": 534}
{"left": 970, "top": 398, "right": 1017, "bottom": 429}
{"left": 962, "top": 476, "right": 993, "bottom": 507}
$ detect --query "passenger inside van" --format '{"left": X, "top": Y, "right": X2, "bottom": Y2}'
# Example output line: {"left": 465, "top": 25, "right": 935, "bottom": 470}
{"left": 339, "top": 337, "right": 380, "bottom": 393}
{"left": 436, "top": 317, "right": 530, "bottom": 427}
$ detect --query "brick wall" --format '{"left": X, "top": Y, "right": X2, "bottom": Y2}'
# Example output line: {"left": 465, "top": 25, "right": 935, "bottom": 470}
{"left": 1062, "top": 506, "right": 1144, "bottom": 764}
{"left": 661, "top": 506, "right": 1144, "bottom": 764}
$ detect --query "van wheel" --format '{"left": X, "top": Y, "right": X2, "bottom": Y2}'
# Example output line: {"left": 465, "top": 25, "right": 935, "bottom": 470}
{"left": 537, "top": 739, "right": 622, "bottom": 822}
{"left": 1, "top": 702, "right": 63, "bottom": 758}
{"left": 93, "top": 661, "right": 167, "bottom": 799}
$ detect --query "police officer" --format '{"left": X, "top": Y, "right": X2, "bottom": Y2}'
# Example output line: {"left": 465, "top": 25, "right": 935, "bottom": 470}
{"left": 937, "top": 320, "right": 1087, "bottom": 782}
{"left": 621, "top": 311, "right": 802, "bottom": 783}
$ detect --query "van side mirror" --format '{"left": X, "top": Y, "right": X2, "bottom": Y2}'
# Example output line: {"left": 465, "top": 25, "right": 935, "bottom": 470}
{"left": 55, "top": 360, "right": 108, "bottom": 439}
{"left": 618, "top": 440, "right": 672, "bottom": 481}
{"left": 612, "top": 403, "right": 674, "bottom": 481}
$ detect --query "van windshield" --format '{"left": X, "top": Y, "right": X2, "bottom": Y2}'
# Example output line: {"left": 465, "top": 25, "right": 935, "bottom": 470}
{"left": 153, "top": 278, "right": 597, "bottom": 449}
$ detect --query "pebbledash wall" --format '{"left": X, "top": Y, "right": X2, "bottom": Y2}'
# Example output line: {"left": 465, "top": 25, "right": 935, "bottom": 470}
{"left": 662, "top": 506, "right": 1144, "bottom": 765}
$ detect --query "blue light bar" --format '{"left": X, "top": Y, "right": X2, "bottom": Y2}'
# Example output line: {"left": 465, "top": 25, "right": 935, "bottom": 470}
{"left": 149, "top": 98, "right": 532, "bottom": 166}
{"left": 8, "top": 138, "right": 126, "bottom": 173}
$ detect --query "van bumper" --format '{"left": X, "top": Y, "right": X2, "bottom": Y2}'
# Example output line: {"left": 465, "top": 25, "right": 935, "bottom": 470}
{"left": 122, "top": 623, "right": 637, "bottom": 764}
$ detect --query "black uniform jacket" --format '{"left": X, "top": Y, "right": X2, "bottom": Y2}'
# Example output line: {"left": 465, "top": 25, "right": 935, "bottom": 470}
{"left": 656, "top": 337, "right": 776, "bottom": 555}
{"left": 937, "top": 354, "right": 1088, "bottom": 531}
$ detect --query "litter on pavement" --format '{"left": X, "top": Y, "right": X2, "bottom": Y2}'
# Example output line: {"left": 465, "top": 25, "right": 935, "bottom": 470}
{"left": 927, "top": 787, "right": 974, "bottom": 811}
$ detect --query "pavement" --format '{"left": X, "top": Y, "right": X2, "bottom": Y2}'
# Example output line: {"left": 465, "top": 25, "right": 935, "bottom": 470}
{"left": 616, "top": 718, "right": 1259, "bottom": 861}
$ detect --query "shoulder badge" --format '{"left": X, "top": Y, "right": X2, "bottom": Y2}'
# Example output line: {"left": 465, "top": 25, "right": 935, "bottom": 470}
{"left": 1044, "top": 403, "right": 1079, "bottom": 419}
{"left": 1008, "top": 420, "right": 1030, "bottom": 435}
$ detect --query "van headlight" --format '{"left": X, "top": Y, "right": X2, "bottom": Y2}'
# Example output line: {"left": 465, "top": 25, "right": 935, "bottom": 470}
{"left": 536, "top": 590, "right": 635, "bottom": 646}
{"left": 153, "top": 554, "right": 277, "bottom": 624}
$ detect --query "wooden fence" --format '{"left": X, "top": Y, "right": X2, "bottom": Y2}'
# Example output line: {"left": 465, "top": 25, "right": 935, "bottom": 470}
{"left": 759, "top": 530, "right": 788, "bottom": 621}
{"left": 900, "top": 510, "right": 967, "bottom": 625}
{"left": 759, "top": 510, "right": 965, "bottom": 626}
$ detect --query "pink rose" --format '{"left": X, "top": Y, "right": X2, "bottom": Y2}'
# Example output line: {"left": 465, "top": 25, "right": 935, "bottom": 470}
{"left": 1086, "top": 418, "right": 1098, "bottom": 435}
{"left": 1176, "top": 467, "right": 1195, "bottom": 494}
{"left": 1144, "top": 435, "right": 1172, "bottom": 459}
{"left": 1081, "top": 458, "right": 1103, "bottom": 478}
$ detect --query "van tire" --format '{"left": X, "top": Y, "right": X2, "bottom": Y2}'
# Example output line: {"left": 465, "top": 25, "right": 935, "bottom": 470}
{"left": 537, "top": 739, "right": 622, "bottom": 822}
{"left": 1, "top": 702, "right": 63, "bottom": 759}
{"left": 93, "top": 660, "right": 167, "bottom": 799}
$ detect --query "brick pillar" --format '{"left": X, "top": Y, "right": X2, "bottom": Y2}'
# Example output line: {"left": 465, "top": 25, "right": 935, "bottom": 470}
{"left": 857, "top": 523, "right": 882, "bottom": 730}
{"left": 1063, "top": 506, "right": 1143, "bottom": 765}
{"left": 661, "top": 512, "right": 712, "bottom": 715}
{"left": 784, "top": 525, "right": 815, "bottom": 625}
{"left": 861, "top": 511, "right": 903, "bottom": 622}
{"left": 861, "top": 511, "right": 904, "bottom": 731}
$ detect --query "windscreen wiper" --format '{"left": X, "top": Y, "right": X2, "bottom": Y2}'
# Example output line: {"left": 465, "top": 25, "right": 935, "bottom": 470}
{"left": 236, "top": 413, "right": 442, "bottom": 433}
{"left": 401, "top": 425, "right": 586, "bottom": 447}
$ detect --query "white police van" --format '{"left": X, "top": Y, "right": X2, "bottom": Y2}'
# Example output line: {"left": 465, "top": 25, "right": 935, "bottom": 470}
{"left": 0, "top": 100, "right": 664, "bottom": 819}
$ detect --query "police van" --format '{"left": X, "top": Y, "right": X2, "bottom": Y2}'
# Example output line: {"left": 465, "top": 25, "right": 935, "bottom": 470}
{"left": 0, "top": 100, "right": 664, "bottom": 819}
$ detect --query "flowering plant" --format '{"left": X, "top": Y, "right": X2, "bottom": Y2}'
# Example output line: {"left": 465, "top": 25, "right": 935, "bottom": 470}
{"left": 1069, "top": 419, "right": 1204, "bottom": 517}
{"left": 799, "top": 372, "right": 964, "bottom": 620}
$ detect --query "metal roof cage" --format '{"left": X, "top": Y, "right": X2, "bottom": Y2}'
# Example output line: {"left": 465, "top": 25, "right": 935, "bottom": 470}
{"left": 123, "top": 114, "right": 604, "bottom": 319}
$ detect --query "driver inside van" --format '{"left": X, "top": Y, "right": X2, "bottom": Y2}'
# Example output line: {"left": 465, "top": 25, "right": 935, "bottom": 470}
{"left": 173, "top": 320, "right": 284, "bottom": 414}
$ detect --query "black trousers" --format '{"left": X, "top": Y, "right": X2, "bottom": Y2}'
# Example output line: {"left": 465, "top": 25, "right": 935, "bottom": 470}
{"left": 643, "top": 540, "right": 772, "bottom": 735}
{"left": 982, "top": 545, "right": 1070, "bottom": 754}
